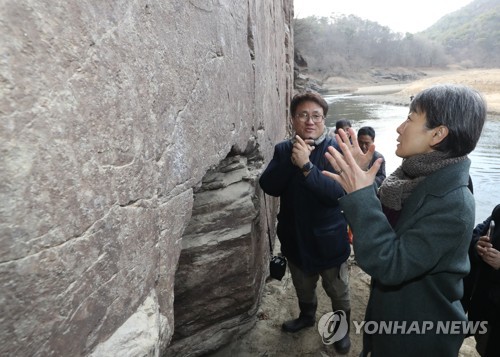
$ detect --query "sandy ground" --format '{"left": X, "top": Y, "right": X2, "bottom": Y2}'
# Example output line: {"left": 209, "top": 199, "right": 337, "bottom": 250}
{"left": 210, "top": 248, "right": 480, "bottom": 357}
{"left": 352, "top": 68, "right": 500, "bottom": 115}
{"left": 207, "top": 68, "right": 498, "bottom": 357}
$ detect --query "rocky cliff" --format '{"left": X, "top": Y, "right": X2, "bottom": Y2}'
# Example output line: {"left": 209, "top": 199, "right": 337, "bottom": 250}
{"left": 0, "top": 1, "right": 293, "bottom": 356}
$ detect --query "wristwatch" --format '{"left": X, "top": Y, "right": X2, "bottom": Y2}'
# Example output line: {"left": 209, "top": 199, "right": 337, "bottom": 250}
{"left": 301, "top": 162, "right": 314, "bottom": 173}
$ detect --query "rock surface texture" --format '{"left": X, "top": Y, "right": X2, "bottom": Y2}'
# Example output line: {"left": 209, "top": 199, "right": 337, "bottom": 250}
{"left": 0, "top": 1, "right": 293, "bottom": 356}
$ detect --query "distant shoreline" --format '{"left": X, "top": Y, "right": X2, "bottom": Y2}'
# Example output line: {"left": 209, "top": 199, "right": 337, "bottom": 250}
{"left": 320, "top": 68, "right": 500, "bottom": 115}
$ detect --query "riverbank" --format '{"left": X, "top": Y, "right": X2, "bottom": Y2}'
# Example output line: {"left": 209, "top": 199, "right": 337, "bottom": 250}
{"left": 336, "top": 68, "right": 500, "bottom": 115}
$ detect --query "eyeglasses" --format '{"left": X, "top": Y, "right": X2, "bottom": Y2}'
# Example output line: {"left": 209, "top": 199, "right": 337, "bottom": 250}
{"left": 294, "top": 112, "right": 325, "bottom": 123}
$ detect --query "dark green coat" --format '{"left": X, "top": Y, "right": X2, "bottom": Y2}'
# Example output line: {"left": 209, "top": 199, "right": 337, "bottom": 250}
{"left": 341, "top": 159, "right": 474, "bottom": 357}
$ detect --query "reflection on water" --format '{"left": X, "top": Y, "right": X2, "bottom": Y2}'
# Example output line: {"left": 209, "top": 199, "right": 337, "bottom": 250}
{"left": 324, "top": 94, "right": 500, "bottom": 224}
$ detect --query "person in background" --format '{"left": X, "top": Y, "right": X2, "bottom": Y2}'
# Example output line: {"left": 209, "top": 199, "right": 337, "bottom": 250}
{"left": 330, "top": 119, "right": 352, "bottom": 141}
{"left": 357, "top": 126, "right": 386, "bottom": 188}
{"left": 335, "top": 119, "right": 352, "bottom": 134}
{"left": 259, "top": 92, "right": 352, "bottom": 354}
{"left": 323, "top": 84, "right": 486, "bottom": 356}
{"left": 464, "top": 204, "right": 500, "bottom": 356}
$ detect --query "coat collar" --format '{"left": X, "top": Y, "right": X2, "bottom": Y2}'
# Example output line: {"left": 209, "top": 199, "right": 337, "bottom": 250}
{"left": 396, "top": 158, "right": 471, "bottom": 226}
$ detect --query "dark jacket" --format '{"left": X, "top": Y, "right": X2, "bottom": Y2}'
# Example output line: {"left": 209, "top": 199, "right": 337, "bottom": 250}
{"left": 371, "top": 150, "right": 386, "bottom": 188}
{"left": 341, "top": 159, "right": 474, "bottom": 356}
{"left": 259, "top": 137, "right": 350, "bottom": 274}
{"left": 466, "top": 204, "right": 500, "bottom": 325}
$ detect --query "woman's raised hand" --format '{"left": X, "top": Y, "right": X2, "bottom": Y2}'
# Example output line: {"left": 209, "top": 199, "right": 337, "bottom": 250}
{"left": 322, "top": 128, "right": 383, "bottom": 193}
{"left": 339, "top": 128, "right": 374, "bottom": 170}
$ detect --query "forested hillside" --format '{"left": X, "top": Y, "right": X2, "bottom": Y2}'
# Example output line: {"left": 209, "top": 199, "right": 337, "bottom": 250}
{"left": 294, "top": 15, "right": 447, "bottom": 75}
{"left": 421, "top": 0, "right": 500, "bottom": 67}
{"left": 294, "top": 0, "right": 499, "bottom": 76}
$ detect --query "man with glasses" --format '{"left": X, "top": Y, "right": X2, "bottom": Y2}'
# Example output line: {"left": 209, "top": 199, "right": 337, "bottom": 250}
{"left": 259, "top": 92, "right": 352, "bottom": 354}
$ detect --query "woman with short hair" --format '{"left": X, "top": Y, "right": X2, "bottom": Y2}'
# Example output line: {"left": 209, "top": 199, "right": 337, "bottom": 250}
{"left": 323, "top": 84, "right": 487, "bottom": 356}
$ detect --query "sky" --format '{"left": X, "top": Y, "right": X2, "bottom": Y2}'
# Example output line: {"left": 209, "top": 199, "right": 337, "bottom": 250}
{"left": 294, "top": 0, "right": 473, "bottom": 33}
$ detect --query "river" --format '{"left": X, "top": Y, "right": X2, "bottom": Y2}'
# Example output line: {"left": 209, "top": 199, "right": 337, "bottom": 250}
{"left": 324, "top": 94, "right": 500, "bottom": 225}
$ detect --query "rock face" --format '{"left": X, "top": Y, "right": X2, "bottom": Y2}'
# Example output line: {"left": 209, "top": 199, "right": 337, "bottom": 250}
{"left": 167, "top": 148, "right": 273, "bottom": 356}
{"left": 0, "top": 1, "right": 292, "bottom": 356}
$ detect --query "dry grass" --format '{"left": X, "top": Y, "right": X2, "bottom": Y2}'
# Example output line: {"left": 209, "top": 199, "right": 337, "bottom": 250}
{"left": 397, "top": 69, "right": 500, "bottom": 114}
{"left": 319, "top": 67, "right": 500, "bottom": 114}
